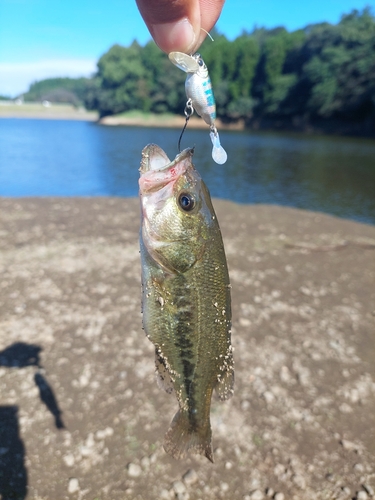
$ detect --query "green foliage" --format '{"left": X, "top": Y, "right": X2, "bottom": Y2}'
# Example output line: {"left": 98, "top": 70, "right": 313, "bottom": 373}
{"left": 302, "top": 8, "right": 375, "bottom": 119}
{"left": 23, "top": 77, "right": 91, "bottom": 105}
{"left": 23, "top": 8, "right": 375, "bottom": 129}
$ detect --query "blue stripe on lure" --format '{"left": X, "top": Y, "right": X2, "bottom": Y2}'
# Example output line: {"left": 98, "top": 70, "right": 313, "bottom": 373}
{"left": 169, "top": 52, "right": 227, "bottom": 165}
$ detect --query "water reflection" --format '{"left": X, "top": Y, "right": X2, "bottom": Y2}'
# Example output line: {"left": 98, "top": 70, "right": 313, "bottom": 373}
{"left": 0, "top": 119, "right": 374, "bottom": 224}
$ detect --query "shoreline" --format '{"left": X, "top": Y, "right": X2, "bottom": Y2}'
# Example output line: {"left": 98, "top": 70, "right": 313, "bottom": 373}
{"left": 0, "top": 104, "right": 244, "bottom": 130}
{"left": 1, "top": 105, "right": 374, "bottom": 138}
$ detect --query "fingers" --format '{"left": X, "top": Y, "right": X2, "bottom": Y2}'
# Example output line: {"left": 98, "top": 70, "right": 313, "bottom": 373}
{"left": 136, "top": 0, "right": 225, "bottom": 54}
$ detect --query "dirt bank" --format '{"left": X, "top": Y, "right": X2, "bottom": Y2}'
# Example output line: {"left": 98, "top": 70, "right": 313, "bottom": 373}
{"left": 98, "top": 115, "right": 244, "bottom": 130}
{"left": 0, "top": 103, "right": 97, "bottom": 121}
{"left": 0, "top": 198, "right": 374, "bottom": 500}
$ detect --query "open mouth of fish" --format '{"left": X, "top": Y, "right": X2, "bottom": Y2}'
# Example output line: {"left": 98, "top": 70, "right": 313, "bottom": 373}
{"left": 139, "top": 144, "right": 195, "bottom": 194}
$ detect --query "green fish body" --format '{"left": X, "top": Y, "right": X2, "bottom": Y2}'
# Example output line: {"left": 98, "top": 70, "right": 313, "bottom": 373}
{"left": 139, "top": 144, "right": 234, "bottom": 462}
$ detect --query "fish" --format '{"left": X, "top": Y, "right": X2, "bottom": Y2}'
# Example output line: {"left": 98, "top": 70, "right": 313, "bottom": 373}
{"left": 168, "top": 51, "right": 227, "bottom": 165}
{"left": 139, "top": 144, "right": 234, "bottom": 462}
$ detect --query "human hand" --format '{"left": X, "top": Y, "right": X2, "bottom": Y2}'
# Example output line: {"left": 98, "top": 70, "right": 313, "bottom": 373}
{"left": 136, "top": 0, "right": 225, "bottom": 54}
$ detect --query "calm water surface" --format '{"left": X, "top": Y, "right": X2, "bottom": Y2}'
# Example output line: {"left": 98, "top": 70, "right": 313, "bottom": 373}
{"left": 0, "top": 118, "right": 374, "bottom": 224}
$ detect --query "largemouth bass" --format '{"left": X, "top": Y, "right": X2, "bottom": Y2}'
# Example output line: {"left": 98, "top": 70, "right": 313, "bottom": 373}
{"left": 139, "top": 144, "right": 234, "bottom": 462}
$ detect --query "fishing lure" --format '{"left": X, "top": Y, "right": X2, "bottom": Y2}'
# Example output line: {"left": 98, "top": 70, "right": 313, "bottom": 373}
{"left": 169, "top": 52, "right": 227, "bottom": 165}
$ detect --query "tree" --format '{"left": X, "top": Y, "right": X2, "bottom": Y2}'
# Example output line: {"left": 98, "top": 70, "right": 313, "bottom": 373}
{"left": 23, "top": 77, "right": 91, "bottom": 105}
{"left": 302, "top": 8, "right": 375, "bottom": 120}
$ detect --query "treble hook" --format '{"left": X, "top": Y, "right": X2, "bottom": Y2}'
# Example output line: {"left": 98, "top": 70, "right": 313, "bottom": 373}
{"left": 178, "top": 98, "right": 194, "bottom": 152}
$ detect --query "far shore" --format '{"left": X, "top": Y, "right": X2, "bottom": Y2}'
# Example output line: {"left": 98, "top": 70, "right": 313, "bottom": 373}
{"left": 0, "top": 102, "right": 98, "bottom": 121}
{"left": 2, "top": 102, "right": 373, "bottom": 137}
{"left": 0, "top": 102, "right": 244, "bottom": 130}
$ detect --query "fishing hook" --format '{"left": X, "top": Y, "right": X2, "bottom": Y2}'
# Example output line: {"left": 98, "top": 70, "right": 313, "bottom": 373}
{"left": 178, "top": 98, "right": 194, "bottom": 152}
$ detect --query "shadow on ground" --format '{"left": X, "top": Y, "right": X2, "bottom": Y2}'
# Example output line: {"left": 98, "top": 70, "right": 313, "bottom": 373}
{"left": 0, "top": 343, "right": 65, "bottom": 498}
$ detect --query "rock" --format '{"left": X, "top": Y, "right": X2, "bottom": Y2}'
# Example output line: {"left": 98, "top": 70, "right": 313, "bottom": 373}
{"left": 354, "top": 463, "right": 365, "bottom": 472}
{"left": 173, "top": 481, "right": 187, "bottom": 495}
{"left": 339, "top": 403, "right": 353, "bottom": 413}
{"left": 363, "top": 484, "right": 375, "bottom": 497}
{"left": 263, "top": 390, "right": 275, "bottom": 403}
{"left": 140, "top": 456, "right": 150, "bottom": 469}
{"left": 221, "top": 482, "right": 229, "bottom": 492}
{"left": 183, "top": 469, "right": 198, "bottom": 486}
{"left": 63, "top": 453, "right": 75, "bottom": 467}
{"left": 79, "top": 445, "right": 91, "bottom": 458}
{"left": 249, "top": 489, "right": 264, "bottom": 500}
{"left": 274, "top": 463, "right": 285, "bottom": 477}
{"left": 357, "top": 491, "right": 368, "bottom": 500}
{"left": 241, "top": 399, "right": 251, "bottom": 411}
{"left": 159, "top": 489, "right": 172, "bottom": 500}
{"left": 292, "top": 474, "right": 306, "bottom": 489}
{"left": 95, "top": 427, "right": 114, "bottom": 440}
{"left": 340, "top": 439, "right": 357, "bottom": 451}
{"left": 68, "top": 477, "right": 79, "bottom": 493}
{"left": 127, "top": 463, "right": 142, "bottom": 477}
{"left": 274, "top": 493, "right": 285, "bottom": 500}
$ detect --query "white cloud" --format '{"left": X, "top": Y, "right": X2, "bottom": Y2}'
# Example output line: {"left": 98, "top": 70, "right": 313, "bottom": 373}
{"left": 0, "top": 59, "right": 97, "bottom": 97}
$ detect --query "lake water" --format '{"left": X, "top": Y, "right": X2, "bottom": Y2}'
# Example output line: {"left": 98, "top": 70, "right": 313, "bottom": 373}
{"left": 0, "top": 118, "right": 374, "bottom": 224}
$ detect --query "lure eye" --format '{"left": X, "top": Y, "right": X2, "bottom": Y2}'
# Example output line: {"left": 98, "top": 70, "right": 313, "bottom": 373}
{"left": 178, "top": 192, "right": 195, "bottom": 212}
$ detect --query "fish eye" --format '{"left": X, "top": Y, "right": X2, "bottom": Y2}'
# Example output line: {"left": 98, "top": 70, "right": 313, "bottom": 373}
{"left": 198, "top": 58, "right": 204, "bottom": 67}
{"left": 178, "top": 192, "right": 195, "bottom": 212}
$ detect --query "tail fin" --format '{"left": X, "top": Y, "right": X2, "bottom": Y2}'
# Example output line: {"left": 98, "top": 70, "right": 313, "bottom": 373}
{"left": 163, "top": 410, "right": 214, "bottom": 463}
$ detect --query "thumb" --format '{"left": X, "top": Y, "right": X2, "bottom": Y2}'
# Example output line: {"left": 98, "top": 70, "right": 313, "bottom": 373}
{"left": 136, "top": 0, "right": 224, "bottom": 54}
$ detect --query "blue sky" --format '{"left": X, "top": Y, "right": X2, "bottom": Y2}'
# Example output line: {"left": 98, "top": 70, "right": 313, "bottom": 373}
{"left": 0, "top": 0, "right": 372, "bottom": 97}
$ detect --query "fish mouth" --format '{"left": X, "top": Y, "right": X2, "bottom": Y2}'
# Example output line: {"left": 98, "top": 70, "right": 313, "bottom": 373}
{"left": 139, "top": 144, "right": 194, "bottom": 174}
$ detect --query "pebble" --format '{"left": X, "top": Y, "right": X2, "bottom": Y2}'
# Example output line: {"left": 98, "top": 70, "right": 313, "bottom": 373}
{"left": 341, "top": 439, "right": 357, "bottom": 451}
{"left": 265, "top": 487, "right": 274, "bottom": 497}
{"left": 221, "top": 482, "right": 229, "bottom": 492}
{"left": 95, "top": 427, "right": 114, "bottom": 440}
{"left": 68, "top": 477, "right": 79, "bottom": 494}
{"left": 141, "top": 456, "right": 150, "bottom": 469}
{"left": 183, "top": 469, "right": 198, "bottom": 486}
{"left": 339, "top": 403, "right": 353, "bottom": 413}
{"left": 127, "top": 463, "right": 142, "bottom": 477}
{"left": 79, "top": 445, "right": 91, "bottom": 458}
{"left": 241, "top": 400, "right": 251, "bottom": 411}
{"left": 160, "top": 489, "right": 171, "bottom": 500}
{"left": 292, "top": 474, "right": 306, "bottom": 490}
{"left": 363, "top": 485, "right": 375, "bottom": 497}
{"left": 263, "top": 391, "right": 275, "bottom": 403}
{"left": 354, "top": 463, "right": 365, "bottom": 472}
{"left": 63, "top": 453, "right": 75, "bottom": 467}
{"left": 173, "top": 481, "right": 187, "bottom": 495}
{"left": 274, "top": 493, "right": 285, "bottom": 500}
{"left": 274, "top": 464, "right": 285, "bottom": 477}
{"left": 249, "top": 489, "right": 264, "bottom": 500}
{"left": 356, "top": 491, "right": 368, "bottom": 500}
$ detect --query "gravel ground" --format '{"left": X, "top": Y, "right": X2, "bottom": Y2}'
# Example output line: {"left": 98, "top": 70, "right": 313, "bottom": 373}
{"left": 0, "top": 197, "right": 374, "bottom": 500}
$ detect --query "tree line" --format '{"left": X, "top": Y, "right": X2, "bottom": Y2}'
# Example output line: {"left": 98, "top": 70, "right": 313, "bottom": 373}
{"left": 23, "top": 9, "right": 375, "bottom": 133}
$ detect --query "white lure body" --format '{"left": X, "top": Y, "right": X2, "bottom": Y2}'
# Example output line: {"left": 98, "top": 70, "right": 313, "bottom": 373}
{"left": 169, "top": 52, "right": 227, "bottom": 165}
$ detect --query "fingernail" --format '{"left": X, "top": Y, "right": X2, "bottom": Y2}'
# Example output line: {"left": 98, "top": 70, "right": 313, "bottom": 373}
{"left": 151, "top": 18, "right": 196, "bottom": 53}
